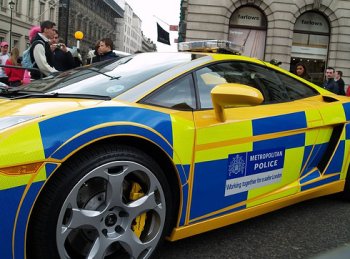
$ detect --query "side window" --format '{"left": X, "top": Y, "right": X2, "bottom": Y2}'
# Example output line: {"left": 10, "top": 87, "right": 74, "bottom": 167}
{"left": 195, "top": 61, "right": 290, "bottom": 109}
{"left": 195, "top": 62, "right": 258, "bottom": 109}
{"left": 142, "top": 74, "right": 196, "bottom": 110}
{"left": 242, "top": 63, "right": 290, "bottom": 103}
{"left": 276, "top": 72, "right": 319, "bottom": 100}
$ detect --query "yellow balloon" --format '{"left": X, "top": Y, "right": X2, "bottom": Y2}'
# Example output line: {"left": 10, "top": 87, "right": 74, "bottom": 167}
{"left": 74, "top": 31, "right": 84, "bottom": 40}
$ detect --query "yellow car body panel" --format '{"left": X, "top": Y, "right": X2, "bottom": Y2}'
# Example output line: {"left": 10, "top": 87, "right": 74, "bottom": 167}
{"left": 0, "top": 51, "right": 350, "bottom": 258}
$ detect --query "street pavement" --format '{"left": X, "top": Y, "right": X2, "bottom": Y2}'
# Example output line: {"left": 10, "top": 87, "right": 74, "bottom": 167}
{"left": 159, "top": 194, "right": 350, "bottom": 259}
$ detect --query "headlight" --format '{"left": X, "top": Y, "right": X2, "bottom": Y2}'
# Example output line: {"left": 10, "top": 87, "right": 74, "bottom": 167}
{"left": 0, "top": 115, "right": 42, "bottom": 130}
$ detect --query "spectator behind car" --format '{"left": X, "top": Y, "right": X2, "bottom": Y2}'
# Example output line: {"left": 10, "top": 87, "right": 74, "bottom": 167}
{"left": 323, "top": 67, "right": 339, "bottom": 94}
{"left": 30, "top": 20, "right": 58, "bottom": 79}
{"left": 51, "top": 29, "right": 75, "bottom": 71}
{"left": 92, "top": 38, "right": 118, "bottom": 63}
{"left": 0, "top": 41, "right": 10, "bottom": 85}
{"left": 335, "top": 70, "right": 346, "bottom": 96}
{"left": 4, "top": 47, "right": 25, "bottom": 87}
{"left": 294, "top": 63, "right": 311, "bottom": 81}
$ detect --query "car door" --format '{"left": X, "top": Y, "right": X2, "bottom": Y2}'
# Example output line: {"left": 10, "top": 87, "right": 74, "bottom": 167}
{"left": 188, "top": 60, "right": 326, "bottom": 223}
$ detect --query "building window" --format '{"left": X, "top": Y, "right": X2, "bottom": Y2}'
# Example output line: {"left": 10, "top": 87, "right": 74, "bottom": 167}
{"left": 39, "top": 2, "right": 45, "bottom": 18}
{"left": 15, "top": 0, "right": 20, "bottom": 13}
{"left": 229, "top": 6, "right": 267, "bottom": 60}
{"left": 291, "top": 11, "right": 330, "bottom": 86}
{"left": 28, "top": 0, "right": 34, "bottom": 18}
{"left": 50, "top": 7, "right": 54, "bottom": 21}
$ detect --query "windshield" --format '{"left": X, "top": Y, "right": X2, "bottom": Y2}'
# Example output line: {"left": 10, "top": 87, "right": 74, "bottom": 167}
{"left": 21, "top": 53, "right": 195, "bottom": 99}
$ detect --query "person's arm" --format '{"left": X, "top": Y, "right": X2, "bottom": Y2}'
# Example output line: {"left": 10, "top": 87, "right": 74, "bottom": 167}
{"left": 33, "top": 44, "right": 58, "bottom": 76}
{"left": 333, "top": 81, "right": 339, "bottom": 94}
{"left": 63, "top": 50, "right": 75, "bottom": 69}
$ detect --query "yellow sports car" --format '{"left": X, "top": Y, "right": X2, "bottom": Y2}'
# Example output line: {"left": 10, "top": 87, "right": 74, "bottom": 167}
{"left": 1, "top": 41, "right": 350, "bottom": 259}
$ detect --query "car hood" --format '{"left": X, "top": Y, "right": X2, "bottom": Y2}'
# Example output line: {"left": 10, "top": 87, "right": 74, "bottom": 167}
{"left": 0, "top": 98, "right": 107, "bottom": 118}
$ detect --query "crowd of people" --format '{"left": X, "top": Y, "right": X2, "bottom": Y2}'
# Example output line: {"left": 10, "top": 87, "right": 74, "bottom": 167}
{"left": 293, "top": 62, "right": 347, "bottom": 96}
{"left": 0, "top": 20, "right": 121, "bottom": 86}
{"left": 0, "top": 20, "right": 349, "bottom": 96}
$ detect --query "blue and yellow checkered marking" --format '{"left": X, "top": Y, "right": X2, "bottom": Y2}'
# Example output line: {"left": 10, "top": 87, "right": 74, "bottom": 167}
{"left": 179, "top": 185, "right": 189, "bottom": 226}
{"left": 2, "top": 100, "right": 350, "bottom": 255}
{"left": 14, "top": 181, "right": 44, "bottom": 259}
{"left": 301, "top": 144, "right": 328, "bottom": 177}
{"left": 324, "top": 140, "right": 345, "bottom": 175}
{"left": 253, "top": 133, "right": 305, "bottom": 150}
{"left": 12, "top": 163, "right": 58, "bottom": 259}
{"left": 188, "top": 109, "right": 349, "bottom": 222}
{"left": 346, "top": 124, "right": 350, "bottom": 140}
{"left": 39, "top": 107, "right": 173, "bottom": 159}
{"left": 51, "top": 125, "right": 174, "bottom": 160}
{"left": 1, "top": 107, "right": 179, "bottom": 258}
{"left": 190, "top": 159, "right": 248, "bottom": 219}
{"left": 46, "top": 163, "right": 58, "bottom": 178}
{"left": 342, "top": 103, "right": 350, "bottom": 121}
{"left": 252, "top": 112, "right": 307, "bottom": 135}
{"left": 300, "top": 170, "right": 321, "bottom": 184}
{"left": 301, "top": 174, "right": 340, "bottom": 191}
{"left": 0, "top": 185, "right": 25, "bottom": 259}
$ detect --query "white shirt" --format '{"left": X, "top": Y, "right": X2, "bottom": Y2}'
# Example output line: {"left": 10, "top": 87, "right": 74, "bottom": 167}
{"left": 0, "top": 52, "right": 10, "bottom": 78}
{"left": 32, "top": 33, "right": 58, "bottom": 76}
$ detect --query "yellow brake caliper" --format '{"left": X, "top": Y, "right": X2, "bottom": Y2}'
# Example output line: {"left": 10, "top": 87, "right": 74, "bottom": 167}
{"left": 129, "top": 182, "right": 147, "bottom": 238}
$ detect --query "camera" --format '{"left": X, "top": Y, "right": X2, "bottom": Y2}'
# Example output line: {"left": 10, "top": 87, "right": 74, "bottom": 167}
{"left": 55, "top": 43, "right": 63, "bottom": 49}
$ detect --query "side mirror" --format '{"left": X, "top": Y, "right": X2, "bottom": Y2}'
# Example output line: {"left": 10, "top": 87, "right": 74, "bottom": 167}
{"left": 211, "top": 83, "right": 264, "bottom": 122}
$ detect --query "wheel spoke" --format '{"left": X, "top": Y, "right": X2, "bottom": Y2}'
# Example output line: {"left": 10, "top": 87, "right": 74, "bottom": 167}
{"left": 119, "top": 228, "right": 151, "bottom": 258}
{"left": 67, "top": 208, "right": 101, "bottom": 229}
{"left": 56, "top": 224, "right": 72, "bottom": 249}
{"left": 103, "top": 169, "right": 125, "bottom": 206}
{"left": 103, "top": 163, "right": 144, "bottom": 207}
{"left": 87, "top": 236, "right": 112, "bottom": 259}
{"left": 128, "top": 191, "right": 161, "bottom": 219}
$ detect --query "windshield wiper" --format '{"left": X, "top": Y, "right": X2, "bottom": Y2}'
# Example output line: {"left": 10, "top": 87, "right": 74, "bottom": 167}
{"left": 85, "top": 67, "right": 121, "bottom": 80}
{"left": 10, "top": 92, "right": 111, "bottom": 100}
{"left": 0, "top": 86, "right": 42, "bottom": 97}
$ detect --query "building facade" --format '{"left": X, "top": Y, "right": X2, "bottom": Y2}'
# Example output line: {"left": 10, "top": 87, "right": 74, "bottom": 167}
{"left": 141, "top": 33, "right": 157, "bottom": 52}
{"left": 0, "top": 0, "right": 124, "bottom": 63}
{"left": 0, "top": 0, "right": 58, "bottom": 52}
{"left": 58, "top": 0, "right": 124, "bottom": 62}
{"left": 179, "top": 0, "right": 350, "bottom": 85}
{"left": 115, "top": 2, "right": 142, "bottom": 53}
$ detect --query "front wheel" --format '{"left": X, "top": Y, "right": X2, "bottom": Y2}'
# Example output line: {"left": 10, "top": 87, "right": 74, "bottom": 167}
{"left": 27, "top": 144, "right": 173, "bottom": 259}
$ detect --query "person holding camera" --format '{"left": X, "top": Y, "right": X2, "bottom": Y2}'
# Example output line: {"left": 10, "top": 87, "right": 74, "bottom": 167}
{"left": 51, "top": 29, "right": 75, "bottom": 71}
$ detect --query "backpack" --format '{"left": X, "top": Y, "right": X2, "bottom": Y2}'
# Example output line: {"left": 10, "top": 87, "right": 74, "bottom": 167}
{"left": 22, "top": 40, "right": 45, "bottom": 69}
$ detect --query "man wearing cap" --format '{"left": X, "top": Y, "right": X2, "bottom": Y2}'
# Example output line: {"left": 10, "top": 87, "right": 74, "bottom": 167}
{"left": 0, "top": 42, "right": 10, "bottom": 84}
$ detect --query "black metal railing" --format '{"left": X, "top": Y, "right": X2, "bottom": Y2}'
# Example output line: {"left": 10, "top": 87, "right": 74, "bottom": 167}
{"left": 0, "top": 64, "right": 43, "bottom": 82}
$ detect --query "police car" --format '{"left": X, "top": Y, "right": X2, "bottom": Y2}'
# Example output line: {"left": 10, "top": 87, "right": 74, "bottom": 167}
{"left": 1, "top": 40, "right": 350, "bottom": 259}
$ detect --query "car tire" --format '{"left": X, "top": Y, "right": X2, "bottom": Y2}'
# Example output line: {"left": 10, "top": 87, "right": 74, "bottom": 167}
{"left": 27, "top": 144, "right": 173, "bottom": 259}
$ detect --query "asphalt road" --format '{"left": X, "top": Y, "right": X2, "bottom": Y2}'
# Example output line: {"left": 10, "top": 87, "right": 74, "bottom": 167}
{"left": 158, "top": 194, "right": 350, "bottom": 259}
